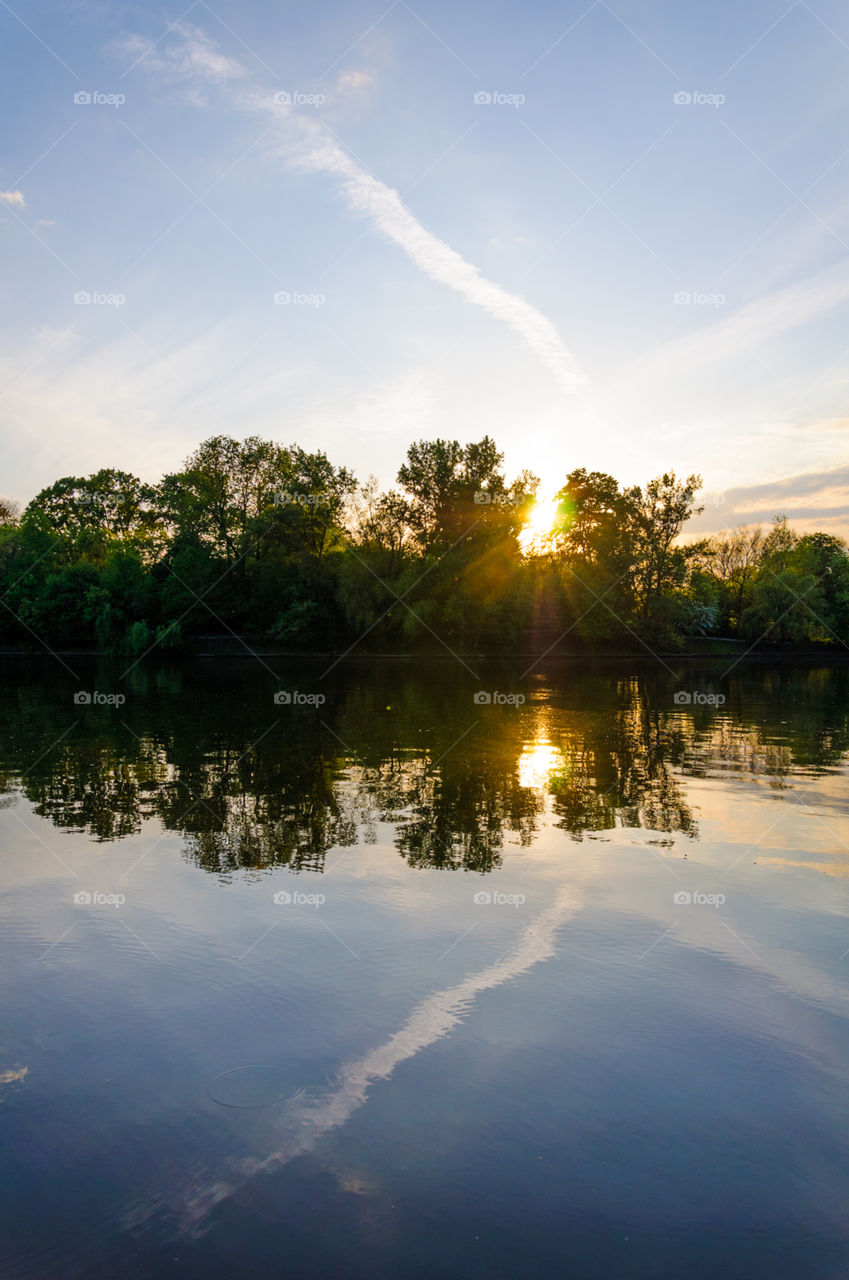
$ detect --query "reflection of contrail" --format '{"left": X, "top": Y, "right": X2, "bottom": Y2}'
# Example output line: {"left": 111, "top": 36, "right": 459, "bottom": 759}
{"left": 177, "top": 885, "right": 579, "bottom": 1231}
{"left": 133, "top": 27, "right": 585, "bottom": 395}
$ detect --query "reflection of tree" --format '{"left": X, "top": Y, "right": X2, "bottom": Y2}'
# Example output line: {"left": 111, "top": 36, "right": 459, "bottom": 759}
{"left": 676, "top": 667, "right": 849, "bottom": 786}
{"left": 24, "top": 741, "right": 168, "bottom": 840}
{"left": 352, "top": 754, "right": 543, "bottom": 872}
{"left": 159, "top": 747, "right": 355, "bottom": 873}
{"left": 680, "top": 724, "right": 793, "bottom": 789}
{"left": 4, "top": 661, "right": 849, "bottom": 871}
{"left": 545, "top": 703, "right": 698, "bottom": 839}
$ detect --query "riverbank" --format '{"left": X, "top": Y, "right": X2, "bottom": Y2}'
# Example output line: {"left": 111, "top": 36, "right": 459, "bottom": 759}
{"left": 1, "top": 639, "right": 847, "bottom": 661}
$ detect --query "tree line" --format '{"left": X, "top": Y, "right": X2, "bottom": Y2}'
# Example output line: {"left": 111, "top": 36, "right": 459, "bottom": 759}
{"left": 0, "top": 433, "right": 846, "bottom": 653}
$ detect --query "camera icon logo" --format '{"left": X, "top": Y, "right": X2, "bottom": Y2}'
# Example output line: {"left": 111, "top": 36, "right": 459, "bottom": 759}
{"left": 673, "top": 290, "right": 692, "bottom": 305}
{"left": 473, "top": 891, "right": 492, "bottom": 904}
{"left": 674, "top": 691, "right": 692, "bottom": 705}
{"left": 473, "top": 490, "right": 491, "bottom": 504}
{"left": 73, "top": 890, "right": 92, "bottom": 905}
{"left": 473, "top": 691, "right": 492, "bottom": 705}
{"left": 673, "top": 891, "right": 692, "bottom": 905}
{"left": 273, "top": 90, "right": 292, "bottom": 105}
{"left": 273, "top": 291, "right": 292, "bottom": 305}
{"left": 473, "top": 91, "right": 492, "bottom": 105}
{"left": 274, "top": 691, "right": 292, "bottom": 705}
{"left": 74, "top": 91, "right": 92, "bottom": 104}
{"left": 74, "top": 690, "right": 92, "bottom": 704}
{"left": 273, "top": 890, "right": 292, "bottom": 905}
{"left": 673, "top": 91, "right": 692, "bottom": 105}
{"left": 73, "top": 291, "right": 92, "bottom": 305}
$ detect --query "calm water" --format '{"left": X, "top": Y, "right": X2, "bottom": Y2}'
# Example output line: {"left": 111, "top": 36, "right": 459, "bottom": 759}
{"left": 1, "top": 656, "right": 849, "bottom": 1279}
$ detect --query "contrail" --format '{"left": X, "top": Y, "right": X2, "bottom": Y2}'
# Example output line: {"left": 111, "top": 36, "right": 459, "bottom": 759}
{"left": 284, "top": 113, "right": 585, "bottom": 393}
{"left": 129, "top": 26, "right": 585, "bottom": 394}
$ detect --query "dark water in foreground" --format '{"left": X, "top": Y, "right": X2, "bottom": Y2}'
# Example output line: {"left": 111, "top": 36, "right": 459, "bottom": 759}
{"left": 1, "top": 656, "right": 849, "bottom": 1279}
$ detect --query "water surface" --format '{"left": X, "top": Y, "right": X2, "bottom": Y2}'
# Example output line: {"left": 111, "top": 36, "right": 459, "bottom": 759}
{"left": 1, "top": 657, "right": 848, "bottom": 1279}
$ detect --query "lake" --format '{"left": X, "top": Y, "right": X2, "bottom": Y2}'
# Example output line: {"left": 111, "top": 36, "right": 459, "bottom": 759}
{"left": 1, "top": 655, "right": 849, "bottom": 1279}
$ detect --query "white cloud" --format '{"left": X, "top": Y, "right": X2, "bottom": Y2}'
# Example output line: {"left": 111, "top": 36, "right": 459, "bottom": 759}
{"left": 304, "top": 370, "right": 436, "bottom": 437}
{"left": 0, "top": 317, "right": 295, "bottom": 500}
{"left": 622, "top": 260, "right": 849, "bottom": 389}
{"left": 117, "top": 26, "right": 245, "bottom": 84}
{"left": 114, "top": 26, "right": 245, "bottom": 107}
{"left": 489, "top": 234, "right": 531, "bottom": 248}
{"left": 687, "top": 458, "right": 849, "bottom": 538}
{"left": 336, "top": 69, "right": 373, "bottom": 93}
{"left": 0, "top": 190, "right": 25, "bottom": 208}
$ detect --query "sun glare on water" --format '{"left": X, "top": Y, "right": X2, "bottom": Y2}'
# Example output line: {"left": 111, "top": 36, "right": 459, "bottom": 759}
{"left": 517, "top": 739, "right": 565, "bottom": 790}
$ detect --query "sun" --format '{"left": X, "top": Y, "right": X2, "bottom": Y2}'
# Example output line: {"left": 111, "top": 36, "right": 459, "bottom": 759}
{"left": 519, "top": 495, "right": 560, "bottom": 554}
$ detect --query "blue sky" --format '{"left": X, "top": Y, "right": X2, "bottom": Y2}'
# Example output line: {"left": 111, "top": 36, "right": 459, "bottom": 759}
{"left": 2, "top": 0, "right": 849, "bottom": 534}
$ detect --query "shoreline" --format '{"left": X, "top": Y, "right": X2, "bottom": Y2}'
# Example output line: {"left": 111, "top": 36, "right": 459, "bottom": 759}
{"left": 1, "top": 645, "right": 847, "bottom": 663}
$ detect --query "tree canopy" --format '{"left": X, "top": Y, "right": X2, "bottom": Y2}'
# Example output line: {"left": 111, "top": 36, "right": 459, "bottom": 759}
{"left": 1, "top": 435, "right": 845, "bottom": 655}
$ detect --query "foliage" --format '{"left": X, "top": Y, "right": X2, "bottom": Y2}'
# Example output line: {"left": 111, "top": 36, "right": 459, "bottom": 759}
{"left": 1, "top": 439, "right": 846, "bottom": 654}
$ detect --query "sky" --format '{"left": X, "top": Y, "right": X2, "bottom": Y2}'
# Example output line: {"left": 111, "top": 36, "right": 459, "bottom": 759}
{"left": 2, "top": 0, "right": 849, "bottom": 535}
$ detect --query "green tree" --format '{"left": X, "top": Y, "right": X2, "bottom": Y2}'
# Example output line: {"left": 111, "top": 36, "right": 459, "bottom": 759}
{"left": 23, "top": 469, "right": 157, "bottom": 560}
{"left": 157, "top": 435, "right": 285, "bottom": 564}
{"left": 549, "top": 469, "right": 632, "bottom": 640}
{"left": 627, "top": 472, "right": 703, "bottom": 634}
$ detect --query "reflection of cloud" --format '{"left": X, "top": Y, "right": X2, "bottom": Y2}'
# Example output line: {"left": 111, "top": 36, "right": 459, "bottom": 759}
{"left": 175, "top": 885, "right": 579, "bottom": 1232}
{"left": 0, "top": 1066, "right": 28, "bottom": 1084}
{"left": 755, "top": 855, "right": 849, "bottom": 878}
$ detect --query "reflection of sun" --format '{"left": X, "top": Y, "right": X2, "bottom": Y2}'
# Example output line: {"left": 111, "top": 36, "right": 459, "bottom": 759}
{"left": 518, "top": 739, "right": 564, "bottom": 790}
{"left": 519, "top": 496, "right": 560, "bottom": 554}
